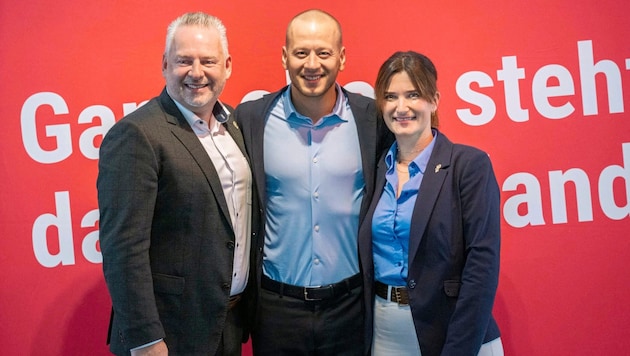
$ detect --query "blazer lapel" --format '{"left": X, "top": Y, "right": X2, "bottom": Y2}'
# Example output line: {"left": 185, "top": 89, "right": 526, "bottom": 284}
{"left": 159, "top": 89, "right": 234, "bottom": 230}
{"left": 247, "top": 90, "right": 282, "bottom": 211}
{"left": 224, "top": 113, "right": 247, "bottom": 160}
{"left": 408, "top": 133, "right": 452, "bottom": 258}
{"left": 345, "top": 89, "right": 378, "bottom": 225}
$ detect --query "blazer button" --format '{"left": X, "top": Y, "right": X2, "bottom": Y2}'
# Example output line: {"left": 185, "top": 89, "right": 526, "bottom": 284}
{"left": 222, "top": 283, "right": 230, "bottom": 291}
{"left": 408, "top": 279, "right": 417, "bottom": 289}
{"left": 226, "top": 241, "right": 235, "bottom": 249}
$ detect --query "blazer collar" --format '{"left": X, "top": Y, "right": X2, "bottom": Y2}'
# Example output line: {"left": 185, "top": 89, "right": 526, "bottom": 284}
{"left": 157, "top": 87, "right": 242, "bottom": 231}
{"left": 407, "top": 130, "right": 453, "bottom": 257}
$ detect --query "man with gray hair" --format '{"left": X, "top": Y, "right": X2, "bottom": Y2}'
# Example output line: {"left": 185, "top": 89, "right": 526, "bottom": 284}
{"left": 98, "top": 11, "right": 255, "bottom": 355}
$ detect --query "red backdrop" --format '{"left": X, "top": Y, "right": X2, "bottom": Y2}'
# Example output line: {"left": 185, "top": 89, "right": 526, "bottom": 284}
{"left": 1, "top": 1, "right": 629, "bottom": 354}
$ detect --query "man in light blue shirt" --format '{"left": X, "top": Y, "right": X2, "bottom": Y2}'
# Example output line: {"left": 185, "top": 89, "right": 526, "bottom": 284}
{"left": 234, "top": 9, "right": 389, "bottom": 356}
{"left": 263, "top": 84, "right": 363, "bottom": 287}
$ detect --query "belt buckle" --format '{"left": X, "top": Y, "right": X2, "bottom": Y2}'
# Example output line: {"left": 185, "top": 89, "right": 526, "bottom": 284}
{"left": 304, "top": 286, "right": 321, "bottom": 301}
{"left": 393, "top": 288, "right": 402, "bottom": 304}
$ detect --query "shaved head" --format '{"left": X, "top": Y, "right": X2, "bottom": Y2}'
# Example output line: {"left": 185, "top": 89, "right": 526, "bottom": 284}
{"left": 286, "top": 9, "right": 343, "bottom": 48}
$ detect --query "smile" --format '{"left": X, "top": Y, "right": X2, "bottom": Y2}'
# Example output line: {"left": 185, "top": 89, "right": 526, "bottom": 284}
{"left": 185, "top": 83, "right": 208, "bottom": 89}
{"left": 394, "top": 116, "right": 416, "bottom": 122}
{"left": 303, "top": 75, "right": 322, "bottom": 81}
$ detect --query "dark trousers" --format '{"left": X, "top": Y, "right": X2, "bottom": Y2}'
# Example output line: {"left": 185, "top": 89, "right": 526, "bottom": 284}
{"left": 216, "top": 300, "right": 245, "bottom": 356}
{"left": 251, "top": 284, "right": 364, "bottom": 356}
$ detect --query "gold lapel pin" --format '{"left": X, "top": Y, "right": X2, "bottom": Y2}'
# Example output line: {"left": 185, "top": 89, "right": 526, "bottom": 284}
{"left": 435, "top": 164, "right": 442, "bottom": 173}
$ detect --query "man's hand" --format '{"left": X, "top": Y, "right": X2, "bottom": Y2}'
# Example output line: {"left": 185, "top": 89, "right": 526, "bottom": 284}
{"left": 130, "top": 340, "right": 168, "bottom": 356}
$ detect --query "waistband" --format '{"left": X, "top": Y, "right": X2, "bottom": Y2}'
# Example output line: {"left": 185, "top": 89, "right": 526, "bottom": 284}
{"left": 261, "top": 273, "right": 361, "bottom": 301}
{"left": 375, "top": 281, "right": 409, "bottom": 305}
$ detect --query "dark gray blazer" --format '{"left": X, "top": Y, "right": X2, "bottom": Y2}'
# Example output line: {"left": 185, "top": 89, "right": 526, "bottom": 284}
{"left": 98, "top": 88, "right": 256, "bottom": 355}
{"left": 358, "top": 131, "right": 501, "bottom": 356}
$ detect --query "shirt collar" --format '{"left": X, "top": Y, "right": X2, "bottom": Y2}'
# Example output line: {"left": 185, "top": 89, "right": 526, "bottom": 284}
{"left": 171, "top": 97, "right": 229, "bottom": 134}
{"left": 281, "top": 83, "right": 348, "bottom": 126}
{"left": 386, "top": 129, "right": 439, "bottom": 175}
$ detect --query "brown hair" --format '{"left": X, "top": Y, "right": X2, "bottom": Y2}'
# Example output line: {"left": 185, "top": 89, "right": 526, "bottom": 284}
{"left": 374, "top": 51, "right": 439, "bottom": 127}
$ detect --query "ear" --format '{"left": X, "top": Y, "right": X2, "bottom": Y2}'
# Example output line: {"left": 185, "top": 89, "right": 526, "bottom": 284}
{"left": 161, "top": 54, "right": 168, "bottom": 76}
{"left": 281, "top": 46, "right": 288, "bottom": 70}
{"left": 433, "top": 91, "right": 441, "bottom": 110}
{"left": 339, "top": 46, "right": 346, "bottom": 71}
{"left": 225, "top": 55, "right": 232, "bottom": 79}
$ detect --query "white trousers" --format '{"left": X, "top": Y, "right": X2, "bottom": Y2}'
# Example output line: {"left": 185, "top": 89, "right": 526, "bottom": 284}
{"left": 372, "top": 294, "right": 504, "bottom": 356}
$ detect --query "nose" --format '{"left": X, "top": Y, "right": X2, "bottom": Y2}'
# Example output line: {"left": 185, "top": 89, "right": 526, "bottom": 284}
{"left": 304, "top": 53, "right": 319, "bottom": 69}
{"left": 396, "top": 97, "right": 409, "bottom": 113}
{"left": 188, "top": 61, "right": 203, "bottom": 78}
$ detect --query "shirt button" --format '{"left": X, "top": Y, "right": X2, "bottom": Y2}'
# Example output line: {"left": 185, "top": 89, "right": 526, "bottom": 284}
{"left": 314, "top": 258, "right": 320, "bottom": 265}
{"left": 313, "top": 157, "right": 319, "bottom": 163}
{"left": 314, "top": 225, "right": 320, "bottom": 232}
{"left": 313, "top": 192, "right": 319, "bottom": 198}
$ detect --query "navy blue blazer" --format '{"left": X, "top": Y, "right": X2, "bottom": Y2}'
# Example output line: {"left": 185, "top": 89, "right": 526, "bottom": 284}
{"left": 358, "top": 130, "right": 501, "bottom": 356}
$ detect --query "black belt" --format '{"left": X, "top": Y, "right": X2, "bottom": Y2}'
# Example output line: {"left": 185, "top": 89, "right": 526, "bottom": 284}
{"left": 375, "top": 281, "right": 409, "bottom": 305}
{"left": 261, "top": 274, "right": 361, "bottom": 301}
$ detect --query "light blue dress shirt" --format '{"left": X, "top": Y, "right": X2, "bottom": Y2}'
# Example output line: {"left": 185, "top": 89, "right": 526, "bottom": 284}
{"left": 372, "top": 130, "right": 437, "bottom": 286}
{"left": 263, "top": 85, "right": 364, "bottom": 286}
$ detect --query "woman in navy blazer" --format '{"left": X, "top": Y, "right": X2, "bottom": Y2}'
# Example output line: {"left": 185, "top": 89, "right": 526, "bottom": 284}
{"left": 358, "top": 51, "right": 504, "bottom": 356}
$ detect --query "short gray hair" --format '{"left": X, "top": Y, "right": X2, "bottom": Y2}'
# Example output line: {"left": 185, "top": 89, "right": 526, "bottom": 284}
{"left": 165, "top": 12, "right": 229, "bottom": 56}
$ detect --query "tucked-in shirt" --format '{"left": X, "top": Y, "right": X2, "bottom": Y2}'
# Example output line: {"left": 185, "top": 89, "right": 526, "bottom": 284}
{"left": 263, "top": 84, "right": 364, "bottom": 286}
{"left": 173, "top": 98, "right": 252, "bottom": 296}
{"left": 372, "top": 129, "right": 437, "bottom": 286}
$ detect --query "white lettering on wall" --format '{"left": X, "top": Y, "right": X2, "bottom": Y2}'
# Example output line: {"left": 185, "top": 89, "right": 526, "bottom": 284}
{"left": 502, "top": 172, "right": 546, "bottom": 228}
{"left": 599, "top": 143, "right": 630, "bottom": 220}
{"left": 32, "top": 191, "right": 75, "bottom": 267}
{"left": 503, "top": 143, "right": 630, "bottom": 228}
{"left": 32, "top": 191, "right": 101, "bottom": 267}
{"left": 455, "top": 71, "right": 496, "bottom": 126}
{"left": 456, "top": 40, "right": 628, "bottom": 125}
{"left": 21, "top": 92, "right": 72, "bottom": 164}
{"left": 20, "top": 92, "right": 145, "bottom": 163}
{"left": 579, "top": 40, "right": 625, "bottom": 116}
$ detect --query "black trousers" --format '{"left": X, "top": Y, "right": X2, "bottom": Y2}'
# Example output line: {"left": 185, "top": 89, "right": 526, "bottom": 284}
{"left": 251, "top": 284, "right": 364, "bottom": 356}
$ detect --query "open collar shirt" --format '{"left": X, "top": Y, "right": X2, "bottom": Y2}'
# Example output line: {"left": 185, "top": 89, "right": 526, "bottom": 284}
{"left": 372, "top": 129, "right": 437, "bottom": 286}
{"left": 173, "top": 99, "right": 252, "bottom": 296}
{"left": 262, "top": 84, "right": 365, "bottom": 286}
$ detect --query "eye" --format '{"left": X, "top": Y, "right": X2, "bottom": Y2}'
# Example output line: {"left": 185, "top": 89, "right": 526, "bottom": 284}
{"left": 294, "top": 50, "right": 308, "bottom": 59}
{"left": 408, "top": 92, "right": 421, "bottom": 99}
{"left": 384, "top": 94, "right": 397, "bottom": 101}
{"left": 318, "top": 50, "right": 332, "bottom": 58}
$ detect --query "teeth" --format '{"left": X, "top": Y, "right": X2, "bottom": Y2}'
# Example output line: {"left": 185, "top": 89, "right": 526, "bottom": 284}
{"left": 305, "top": 75, "right": 320, "bottom": 80}
{"left": 187, "top": 84, "right": 206, "bottom": 89}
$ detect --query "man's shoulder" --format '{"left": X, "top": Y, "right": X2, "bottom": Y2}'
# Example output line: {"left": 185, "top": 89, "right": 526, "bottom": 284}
{"left": 112, "top": 96, "right": 162, "bottom": 126}
{"left": 342, "top": 89, "right": 376, "bottom": 117}
{"left": 236, "top": 88, "right": 286, "bottom": 111}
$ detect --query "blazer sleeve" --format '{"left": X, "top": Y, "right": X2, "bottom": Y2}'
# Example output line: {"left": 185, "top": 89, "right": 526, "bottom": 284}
{"left": 442, "top": 149, "right": 501, "bottom": 354}
{"left": 97, "top": 113, "right": 166, "bottom": 349}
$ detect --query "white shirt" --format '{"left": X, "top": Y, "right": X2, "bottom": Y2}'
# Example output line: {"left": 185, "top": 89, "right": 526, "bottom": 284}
{"left": 174, "top": 99, "right": 252, "bottom": 296}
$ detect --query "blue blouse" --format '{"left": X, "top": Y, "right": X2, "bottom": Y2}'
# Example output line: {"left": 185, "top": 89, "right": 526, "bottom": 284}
{"left": 372, "top": 130, "right": 437, "bottom": 286}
